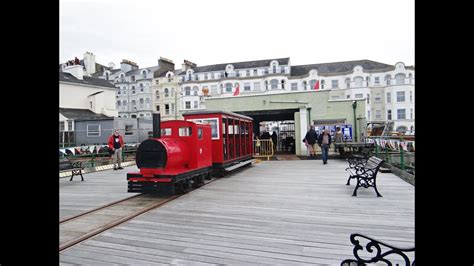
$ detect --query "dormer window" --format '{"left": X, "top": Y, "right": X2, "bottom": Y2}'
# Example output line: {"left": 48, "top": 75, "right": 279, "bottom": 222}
{"left": 142, "top": 70, "right": 147, "bottom": 78}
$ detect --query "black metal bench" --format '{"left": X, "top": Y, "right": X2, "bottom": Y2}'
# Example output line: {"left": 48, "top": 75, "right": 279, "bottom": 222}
{"left": 345, "top": 154, "right": 369, "bottom": 171}
{"left": 59, "top": 157, "right": 84, "bottom": 181}
{"left": 345, "top": 156, "right": 384, "bottom": 197}
{"left": 341, "top": 233, "right": 415, "bottom": 265}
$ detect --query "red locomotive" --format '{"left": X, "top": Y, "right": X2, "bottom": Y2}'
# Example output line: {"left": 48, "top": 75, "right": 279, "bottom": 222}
{"left": 127, "top": 111, "right": 254, "bottom": 194}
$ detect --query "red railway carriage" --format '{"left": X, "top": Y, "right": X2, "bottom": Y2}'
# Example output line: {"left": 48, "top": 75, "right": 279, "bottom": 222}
{"left": 183, "top": 110, "right": 254, "bottom": 176}
{"left": 127, "top": 119, "right": 213, "bottom": 194}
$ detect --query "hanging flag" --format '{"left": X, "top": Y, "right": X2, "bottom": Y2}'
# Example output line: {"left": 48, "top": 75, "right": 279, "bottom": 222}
{"left": 313, "top": 80, "right": 320, "bottom": 90}
{"left": 89, "top": 145, "right": 95, "bottom": 153}
{"left": 60, "top": 149, "right": 66, "bottom": 154}
{"left": 67, "top": 148, "right": 75, "bottom": 155}
{"left": 233, "top": 83, "right": 240, "bottom": 96}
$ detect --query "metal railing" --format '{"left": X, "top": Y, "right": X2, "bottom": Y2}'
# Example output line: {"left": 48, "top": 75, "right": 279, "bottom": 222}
{"left": 366, "top": 136, "right": 414, "bottom": 174}
{"left": 253, "top": 139, "right": 274, "bottom": 161}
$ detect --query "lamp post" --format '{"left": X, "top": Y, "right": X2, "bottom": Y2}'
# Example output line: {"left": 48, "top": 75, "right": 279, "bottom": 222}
{"left": 352, "top": 100, "right": 358, "bottom": 142}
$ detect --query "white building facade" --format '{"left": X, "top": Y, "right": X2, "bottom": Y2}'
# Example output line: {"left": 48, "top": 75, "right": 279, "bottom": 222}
{"left": 167, "top": 58, "right": 414, "bottom": 133}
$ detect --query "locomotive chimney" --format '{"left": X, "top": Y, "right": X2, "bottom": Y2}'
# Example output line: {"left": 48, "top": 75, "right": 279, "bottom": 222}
{"left": 152, "top": 112, "right": 161, "bottom": 138}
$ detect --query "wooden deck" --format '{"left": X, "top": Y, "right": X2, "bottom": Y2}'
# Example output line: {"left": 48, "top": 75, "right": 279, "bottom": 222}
{"left": 60, "top": 160, "right": 414, "bottom": 265}
{"left": 60, "top": 165, "right": 140, "bottom": 221}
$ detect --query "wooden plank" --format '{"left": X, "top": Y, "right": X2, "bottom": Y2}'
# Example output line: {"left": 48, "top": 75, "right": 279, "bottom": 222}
{"left": 60, "top": 160, "right": 414, "bottom": 264}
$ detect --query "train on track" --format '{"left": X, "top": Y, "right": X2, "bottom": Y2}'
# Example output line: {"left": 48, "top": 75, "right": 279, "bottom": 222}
{"left": 127, "top": 110, "right": 254, "bottom": 194}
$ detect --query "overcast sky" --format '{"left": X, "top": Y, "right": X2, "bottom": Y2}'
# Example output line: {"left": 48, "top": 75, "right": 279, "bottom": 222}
{"left": 60, "top": 0, "right": 414, "bottom": 69}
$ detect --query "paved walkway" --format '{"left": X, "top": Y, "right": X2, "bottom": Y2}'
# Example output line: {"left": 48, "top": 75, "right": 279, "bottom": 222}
{"left": 60, "top": 160, "right": 414, "bottom": 265}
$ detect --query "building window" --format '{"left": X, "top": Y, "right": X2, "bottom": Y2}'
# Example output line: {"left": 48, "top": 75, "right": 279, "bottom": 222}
{"left": 303, "top": 81, "right": 307, "bottom": 90}
{"left": 387, "top": 110, "right": 392, "bottom": 120}
{"left": 397, "top": 109, "right": 406, "bottom": 120}
{"left": 131, "top": 86, "right": 136, "bottom": 94}
{"left": 354, "top": 76, "right": 363, "bottom": 87}
{"left": 254, "top": 69, "right": 258, "bottom": 76}
{"left": 244, "top": 83, "right": 251, "bottom": 91}
{"left": 171, "top": 103, "right": 175, "bottom": 115}
{"left": 142, "top": 71, "right": 147, "bottom": 78}
{"left": 375, "top": 110, "right": 381, "bottom": 119}
{"left": 59, "top": 121, "right": 65, "bottom": 132}
{"left": 331, "top": 80, "right": 338, "bottom": 88}
{"left": 386, "top": 92, "right": 391, "bottom": 103}
{"left": 281, "top": 80, "right": 285, "bottom": 89}
{"left": 246, "top": 70, "right": 250, "bottom": 77}
{"left": 193, "top": 86, "right": 199, "bottom": 96}
{"left": 165, "top": 104, "right": 170, "bottom": 115}
{"left": 270, "top": 79, "right": 279, "bottom": 90}
{"left": 123, "top": 100, "right": 127, "bottom": 106}
{"left": 309, "top": 79, "right": 317, "bottom": 90}
{"left": 125, "top": 125, "right": 134, "bottom": 135}
{"left": 367, "top": 93, "right": 370, "bottom": 104}
{"left": 156, "top": 105, "right": 160, "bottom": 111}
{"left": 385, "top": 75, "right": 391, "bottom": 85}
{"left": 194, "top": 101, "right": 198, "bottom": 109}
{"left": 355, "top": 93, "right": 363, "bottom": 98}
{"left": 374, "top": 93, "right": 382, "bottom": 102}
{"left": 254, "top": 82, "right": 261, "bottom": 91}
{"left": 117, "top": 100, "right": 121, "bottom": 106}
{"left": 395, "top": 73, "right": 406, "bottom": 85}
{"left": 131, "top": 76, "right": 135, "bottom": 81}
{"left": 410, "top": 91, "right": 413, "bottom": 102}
{"left": 367, "top": 111, "right": 371, "bottom": 120}
{"left": 139, "top": 84, "right": 144, "bottom": 92}
{"left": 397, "top": 91, "right": 405, "bottom": 102}
{"left": 156, "top": 90, "right": 160, "bottom": 100}
{"left": 272, "top": 64, "right": 276, "bottom": 73}
{"left": 211, "top": 85, "right": 218, "bottom": 94}
{"left": 164, "top": 88, "right": 169, "bottom": 97}
{"left": 185, "top": 101, "right": 191, "bottom": 109}
{"left": 89, "top": 101, "right": 93, "bottom": 109}
{"left": 184, "top": 86, "right": 191, "bottom": 96}
{"left": 87, "top": 124, "right": 100, "bottom": 137}
{"left": 345, "top": 78, "right": 351, "bottom": 88}
{"left": 67, "top": 120, "right": 73, "bottom": 131}
{"left": 225, "top": 83, "right": 233, "bottom": 93}
{"left": 410, "top": 108, "right": 413, "bottom": 119}
{"left": 291, "top": 83, "right": 298, "bottom": 90}
{"left": 365, "top": 76, "right": 370, "bottom": 86}
{"left": 140, "top": 114, "right": 144, "bottom": 117}
{"left": 374, "top": 77, "right": 380, "bottom": 85}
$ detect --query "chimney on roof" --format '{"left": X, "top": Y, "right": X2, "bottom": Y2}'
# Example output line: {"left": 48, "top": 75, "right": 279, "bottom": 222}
{"left": 83, "top": 51, "right": 96, "bottom": 75}
{"left": 181, "top": 60, "right": 197, "bottom": 71}
{"left": 120, "top": 59, "right": 139, "bottom": 72}
{"left": 154, "top": 57, "right": 175, "bottom": 78}
{"left": 63, "top": 64, "right": 84, "bottom": 80}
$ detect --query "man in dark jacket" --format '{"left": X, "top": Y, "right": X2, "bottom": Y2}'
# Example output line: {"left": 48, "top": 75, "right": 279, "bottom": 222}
{"left": 318, "top": 129, "right": 332, "bottom": 164}
{"left": 303, "top": 125, "right": 318, "bottom": 158}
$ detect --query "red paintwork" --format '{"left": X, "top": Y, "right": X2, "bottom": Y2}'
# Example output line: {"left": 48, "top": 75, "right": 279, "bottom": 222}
{"left": 130, "top": 120, "right": 212, "bottom": 181}
{"left": 183, "top": 111, "right": 253, "bottom": 165}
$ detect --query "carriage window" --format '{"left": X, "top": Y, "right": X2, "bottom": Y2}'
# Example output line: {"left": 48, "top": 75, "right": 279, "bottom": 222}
{"left": 179, "top": 127, "right": 192, "bottom": 136}
{"left": 161, "top": 128, "right": 172, "bottom": 136}
{"left": 198, "top": 128, "right": 203, "bottom": 139}
{"left": 202, "top": 118, "right": 219, "bottom": 139}
{"left": 228, "top": 124, "right": 234, "bottom": 134}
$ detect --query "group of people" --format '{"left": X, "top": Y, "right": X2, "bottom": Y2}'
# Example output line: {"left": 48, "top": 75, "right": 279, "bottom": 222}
{"left": 303, "top": 126, "right": 343, "bottom": 164}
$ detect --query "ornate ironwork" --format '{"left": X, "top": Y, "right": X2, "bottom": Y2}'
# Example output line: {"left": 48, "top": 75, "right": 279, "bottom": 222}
{"left": 341, "top": 233, "right": 415, "bottom": 266}
{"left": 345, "top": 156, "right": 384, "bottom": 197}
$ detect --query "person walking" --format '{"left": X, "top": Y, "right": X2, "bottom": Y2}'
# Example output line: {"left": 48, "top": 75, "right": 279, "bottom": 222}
{"left": 318, "top": 129, "right": 332, "bottom": 164}
{"left": 334, "top": 126, "right": 344, "bottom": 155}
{"left": 108, "top": 129, "right": 124, "bottom": 170}
{"left": 303, "top": 125, "right": 318, "bottom": 158}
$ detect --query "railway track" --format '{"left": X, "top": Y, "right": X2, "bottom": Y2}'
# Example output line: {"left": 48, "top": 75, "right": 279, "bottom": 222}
{"left": 59, "top": 178, "right": 217, "bottom": 252}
